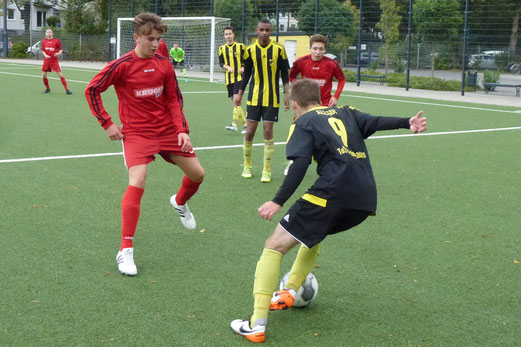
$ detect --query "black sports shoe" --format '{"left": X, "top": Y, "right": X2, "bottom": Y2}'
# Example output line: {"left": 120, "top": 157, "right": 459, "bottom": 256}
{"left": 66, "top": 90, "right": 72, "bottom": 95}
{"left": 44, "top": 89, "right": 51, "bottom": 93}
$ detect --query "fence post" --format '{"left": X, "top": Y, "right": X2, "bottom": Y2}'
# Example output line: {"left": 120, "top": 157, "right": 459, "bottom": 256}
{"left": 2, "top": 0, "right": 7, "bottom": 58}
{"left": 356, "top": 0, "right": 363, "bottom": 87}
{"left": 405, "top": 0, "right": 413, "bottom": 91}
{"left": 461, "top": 0, "right": 470, "bottom": 96}
{"left": 314, "top": 0, "right": 319, "bottom": 34}
{"left": 242, "top": 0, "right": 246, "bottom": 44}
{"left": 108, "top": 0, "right": 112, "bottom": 61}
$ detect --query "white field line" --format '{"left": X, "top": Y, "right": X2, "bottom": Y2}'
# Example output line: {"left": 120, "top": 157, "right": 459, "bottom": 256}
{"left": 1, "top": 126, "right": 520, "bottom": 164}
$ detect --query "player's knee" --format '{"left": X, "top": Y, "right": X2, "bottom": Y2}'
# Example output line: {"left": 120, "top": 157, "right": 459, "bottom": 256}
{"left": 192, "top": 167, "right": 205, "bottom": 183}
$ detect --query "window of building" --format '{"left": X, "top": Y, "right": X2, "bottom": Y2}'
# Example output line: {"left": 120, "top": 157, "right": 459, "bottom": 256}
{"left": 7, "top": 9, "right": 15, "bottom": 20}
{"left": 36, "top": 11, "right": 47, "bottom": 28}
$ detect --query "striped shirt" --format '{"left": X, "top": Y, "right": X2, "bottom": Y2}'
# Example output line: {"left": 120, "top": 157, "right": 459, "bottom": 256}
{"left": 218, "top": 42, "right": 246, "bottom": 85}
{"left": 240, "top": 40, "right": 290, "bottom": 108}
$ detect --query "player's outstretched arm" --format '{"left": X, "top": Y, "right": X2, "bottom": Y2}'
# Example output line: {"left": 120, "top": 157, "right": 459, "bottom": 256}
{"left": 258, "top": 201, "right": 282, "bottom": 221}
{"left": 105, "top": 123, "right": 124, "bottom": 141}
{"left": 409, "top": 111, "right": 427, "bottom": 134}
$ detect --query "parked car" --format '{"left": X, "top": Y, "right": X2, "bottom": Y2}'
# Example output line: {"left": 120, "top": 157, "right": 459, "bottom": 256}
{"left": 355, "top": 51, "right": 379, "bottom": 65}
{"left": 26, "top": 40, "right": 65, "bottom": 61}
{"left": 468, "top": 50, "right": 504, "bottom": 69}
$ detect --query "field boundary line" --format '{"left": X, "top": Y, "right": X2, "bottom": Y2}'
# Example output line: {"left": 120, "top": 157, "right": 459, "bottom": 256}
{"left": 1, "top": 126, "right": 520, "bottom": 164}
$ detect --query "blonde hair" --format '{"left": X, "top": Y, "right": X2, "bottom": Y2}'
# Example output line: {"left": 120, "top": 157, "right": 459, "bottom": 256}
{"left": 133, "top": 13, "right": 167, "bottom": 36}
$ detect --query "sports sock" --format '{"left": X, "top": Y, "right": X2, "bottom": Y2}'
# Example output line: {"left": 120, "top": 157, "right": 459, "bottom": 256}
{"left": 251, "top": 248, "right": 283, "bottom": 327}
{"left": 43, "top": 77, "right": 49, "bottom": 89}
{"left": 286, "top": 244, "right": 320, "bottom": 291}
{"left": 60, "top": 77, "right": 68, "bottom": 90}
{"left": 120, "top": 185, "right": 144, "bottom": 250}
{"left": 232, "top": 106, "right": 239, "bottom": 127}
{"left": 263, "top": 139, "right": 275, "bottom": 172}
{"left": 243, "top": 139, "right": 253, "bottom": 167}
{"left": 236, "top": 106, "right": 246, "bottom": 125}
{"left": 182, "top": 68, "right": 187, "bottom": 78}
{"left": 175, "top": 175, "right": 201, "bottom": 205}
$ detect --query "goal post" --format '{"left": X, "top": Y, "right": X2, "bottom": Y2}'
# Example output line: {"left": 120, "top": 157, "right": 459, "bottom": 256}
{"left": 117, "top": 16, "right": 231, "bottom": 82}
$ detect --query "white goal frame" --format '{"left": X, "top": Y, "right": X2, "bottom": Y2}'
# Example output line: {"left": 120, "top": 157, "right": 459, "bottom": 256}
{"left": 117, "top": 16, "right": 230, "bottom": 82}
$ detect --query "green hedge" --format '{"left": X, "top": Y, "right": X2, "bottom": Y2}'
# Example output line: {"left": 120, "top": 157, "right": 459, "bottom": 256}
{"left": 7, "top": 42, "right": 29, "bottom": 58}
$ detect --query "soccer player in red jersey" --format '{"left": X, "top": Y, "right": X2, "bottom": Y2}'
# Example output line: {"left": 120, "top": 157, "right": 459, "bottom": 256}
{"left": 41, "top": 28, "right": 72, "bottom": 94}
{"left": 289, "top": 34, "right": 346, "bottom": 107}
{"left": 157, "top": 39, "right": 170, "bottom": 58}
{"left": 85, "top": 13, "right": 205, "bottom": 276}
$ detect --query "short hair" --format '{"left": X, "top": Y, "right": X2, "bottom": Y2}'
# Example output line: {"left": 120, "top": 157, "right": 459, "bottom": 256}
{"left": 258, "top": 19, "right": 271, "bottom": 26}
{"left": 133, "top": 13, "right": 167, "bottom": 36}
{"left": 310, "top": 34, "right": 327, "bottom": 48}
{"left": 290, "top": 79, "right": 322, "bottom": 107}
{"left": 223, "top": 26, "right": 234, "bottom": 33}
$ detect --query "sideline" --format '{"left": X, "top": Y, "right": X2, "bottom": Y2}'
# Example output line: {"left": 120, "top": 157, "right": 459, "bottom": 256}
{"left": 1, "top": 126, "right": 520, "bottom": 164}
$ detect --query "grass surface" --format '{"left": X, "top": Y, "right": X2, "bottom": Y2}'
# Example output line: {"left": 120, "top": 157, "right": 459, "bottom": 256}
{"left": 1, "top": 61, "right": 520, "bottom": 346}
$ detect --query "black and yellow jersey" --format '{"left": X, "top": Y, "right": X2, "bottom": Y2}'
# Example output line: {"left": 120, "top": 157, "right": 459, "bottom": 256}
{"left": 218, "top": 42, "right": 246, "bottom": 85}
{"left": 278, "top": 105, "right": 410, "bottom": 212}
{"left": 240, "top": 40, "right": 290, "bottom": 108}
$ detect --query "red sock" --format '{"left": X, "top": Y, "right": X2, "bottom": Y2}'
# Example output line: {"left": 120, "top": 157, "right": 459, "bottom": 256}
{"left": 43, "top": 77, "right": 49, "bottom": 89}
{"left": 60, "top": 77, "right": 68, "bottom": 90}
{"left": 121, "top": 185, "right": 144, "bottom": 250}
{"left": 175, "top": 176, "right": 201, "bottom": 205}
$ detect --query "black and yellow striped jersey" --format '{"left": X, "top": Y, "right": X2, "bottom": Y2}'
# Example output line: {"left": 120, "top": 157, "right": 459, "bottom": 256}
{"left": 218, "top": 42, "right": 246, "bottom": 85}
{"left": 240, "top": 40, "right": 290, "bottom": 108}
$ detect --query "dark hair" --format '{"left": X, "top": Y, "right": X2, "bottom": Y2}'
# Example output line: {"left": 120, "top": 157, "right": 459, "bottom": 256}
{"left": 223, "top": 25, "right": 234, "bottom": 33}
{"left": 258, "top": 19, "right": 271, "bottom": 26}
{"left": 133, "top": 13, "right": 167, "bottom": 36}
{"left": 310, "top": 34, "right": 327, "bottom": 48}
{"left": 290, "top": 79, "right": 322, "bottom": 107}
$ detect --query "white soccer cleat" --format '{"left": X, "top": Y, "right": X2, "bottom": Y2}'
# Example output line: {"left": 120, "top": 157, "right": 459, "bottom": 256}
{"left": 225, "top": 124, "right": 238, "bottom": 132}
{"left": 116, "top": 248, "right": 137, "bottom": 276}
{"left": 230, "top": 319, "right": 266, "bottom": 343}
{"left": 170, "top": 194, "right": 196, "bottom": 230}
{"left": 241, "top": 125, "right": 247, "bottom": 135}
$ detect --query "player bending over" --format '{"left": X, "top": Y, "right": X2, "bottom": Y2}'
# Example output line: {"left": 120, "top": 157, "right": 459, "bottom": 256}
{"left": 231, "top": 78, "right": 427, "bottom": 342}
{"left": 85, "top": 13, "right": 204, "bottom": 276}
{"left": 41, "top": 28, "right": 72, "bottom": 95}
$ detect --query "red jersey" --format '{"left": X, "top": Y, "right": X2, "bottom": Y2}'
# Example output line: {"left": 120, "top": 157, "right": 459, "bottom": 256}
{"left": 157, "top": 39, "right": 170, "bottom": 59}
{"left": 85, "top": 50, "right": 188, "bottom": 134}
{"left": 289, "top": 55, "right": 346, "bottom": 106}
{"left": 42, "top": 38, "right": 62, "bottom": 59}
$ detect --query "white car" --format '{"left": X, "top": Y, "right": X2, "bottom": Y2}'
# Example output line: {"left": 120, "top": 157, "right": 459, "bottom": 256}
{"left": 26, "top": 40, "right": 65, "bottom": 61}
{"left": 468, "top": 50, "right": 504, "bottom": 69}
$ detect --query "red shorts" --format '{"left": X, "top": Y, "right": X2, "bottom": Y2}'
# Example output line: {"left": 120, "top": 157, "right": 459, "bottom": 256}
{"left": 122, "top": 125, "right": 197, "bottom": 169}
{"left": 42, "top": 58, "right": 61, "bottom": 72}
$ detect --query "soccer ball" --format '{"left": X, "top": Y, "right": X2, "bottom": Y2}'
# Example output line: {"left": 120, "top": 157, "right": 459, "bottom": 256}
{"left": 279, "top": 271, "right": 318, "bottom": 307}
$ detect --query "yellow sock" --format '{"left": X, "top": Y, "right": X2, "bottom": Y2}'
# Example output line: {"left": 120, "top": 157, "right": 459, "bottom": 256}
{"left": 243, "top": 139, "right": 252, "bottom": 167}
{"left": 286, "top": 244, "right": 320, "bottom": 291}
{"left": 182, "top": 68, "right": 187, "bottom": 78}
{"left": 236, "top": 106, "right": 246, "bottom": 125}
{"left": 232, "top": 106, "right": 239, "bottom": 127}
{"left": 263, "top": 139, "right": 274, "bottom": 172}
{"left": 251, "top": 248, "right": 283, "bottom": 327}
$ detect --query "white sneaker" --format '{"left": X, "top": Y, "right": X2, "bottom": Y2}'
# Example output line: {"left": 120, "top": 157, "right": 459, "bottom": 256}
{"left": 230, "top": 319, "right": 266, "bottom": 343}
{"left": 116, "top": 248, "right": 137, "bottom": 276}
{"left": 170, "top": 194, "right": 196, "bottom": 229}
{"left": 225, "top": 124, "right": 237, "bottom": 131}
{"left": 241, "top": 125, "right": 247, "bottom": 135}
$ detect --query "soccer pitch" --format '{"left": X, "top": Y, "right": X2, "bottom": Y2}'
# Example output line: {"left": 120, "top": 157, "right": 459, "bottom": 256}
{"left": 1, "top": 61, "right": 520, "bottom": 346}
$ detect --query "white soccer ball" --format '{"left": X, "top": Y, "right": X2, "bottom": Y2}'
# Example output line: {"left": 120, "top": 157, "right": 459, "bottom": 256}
{"left": 279, "top": 271, "right": 318, "bottom": 307}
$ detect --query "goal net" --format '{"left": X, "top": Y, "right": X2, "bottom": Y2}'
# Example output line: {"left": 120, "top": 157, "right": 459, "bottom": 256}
{"left": 117, "top": 16, "right": 231, "bottom": 82}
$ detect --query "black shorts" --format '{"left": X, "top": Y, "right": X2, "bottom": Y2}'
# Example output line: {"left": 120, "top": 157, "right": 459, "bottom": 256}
{"left": 279, "top": 199, "right": 370, "bottom": 248}
{"left": 226, "top": 82, "right": 241, "bottom": 98}
{"left": 172, "top": 59, "right": 185, "bottom": 67}
{"left": 246, "top": 106, "right": 279, "bottom": 122}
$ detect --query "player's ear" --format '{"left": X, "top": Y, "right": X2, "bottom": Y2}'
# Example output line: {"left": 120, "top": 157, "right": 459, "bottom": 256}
{"left": 133, "top": 33, "right": 139, "bottom": 42}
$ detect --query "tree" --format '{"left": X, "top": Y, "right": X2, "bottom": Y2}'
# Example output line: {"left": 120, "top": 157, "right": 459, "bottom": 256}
{"left": 376, "top": 0, "right": 401, "bottom": 73}
{"left": 214, "top": 0, "right": 256, "bottom": 42}
{"left": 414, "top": 0, "right": 462, "bottom": 76}
{"left": 297, "top": 0, "right": 356, "bottom": 46}
{"left": 62, "top": 0, "right": 106, "bottom": 34}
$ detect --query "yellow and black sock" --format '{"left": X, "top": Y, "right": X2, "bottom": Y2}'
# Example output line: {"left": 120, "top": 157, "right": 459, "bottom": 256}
{"left": 263, "top": 139, "right": 274, "bottom": 172}
{"left": 243, "top": 139, "right": 252, "bottom": 167}
{"left": 236, "top": 106, "right": 246, "bottom": 125}
{"left": 286, "top": 244, "right": 320, "bottom": 291}
{"left": 251, "top": 248, "right": 283, "bottom": 327}
{"left": 232, "top": 106, "right": 239, "bottom": 127}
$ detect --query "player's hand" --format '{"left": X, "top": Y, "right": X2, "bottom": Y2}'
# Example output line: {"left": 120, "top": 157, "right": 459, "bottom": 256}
{"left": 239, "top": 67, "right": 244, "bottom": 74}
{"left": 233, "top": 94, "right": 242, "bottom": 107}
{"left": 105, "top": 124, "right": 124, "bottom": 141}
{"left": 409, "top": 111, "right": 427, "bottom": 134}
{"left": 178, "top": 132, "right": 193, "bottom": 152}
{"left": 328, "top": 97, "right": 338, "bottom": 107}
{"left": 283, "top": 94, "right": 290, "bottom": 111}
{"left": 258, "top": 201, "right": 282, "bottom": 221}
{"left": 226, "top": 66, "right": 234, "bottom": 73}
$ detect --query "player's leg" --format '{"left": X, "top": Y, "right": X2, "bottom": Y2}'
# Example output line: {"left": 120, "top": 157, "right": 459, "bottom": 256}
{"left": 234, "top": 83, "right": 247, "bottom": 132}
{"left": 231, "top": 224, "right": 299, "bottom": 342}
{"left": 225, "top": 85, "right": 238, "bottom": 131}
{"left": 261, "top": 121, "right": 275, "bottom": 183}
{"left": 180, "top": 60, "right": 188, "bottom": 81}
{"left": 41, "top": 70, "right": 50, "bottom": 93}
{"left": 168, "top": 155, "right": 204, "bottom": 230}
{"left": 284, "top": 243, "right": 320, "bottom": 292}
{"left": 242, "top": 106, "right": 260, "bottom": 179}
{"left": 117, "top": 164, "right": 148, "bottom": 276}
{"left": 56, "top": 70, "right": 72, "bottom": 94}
